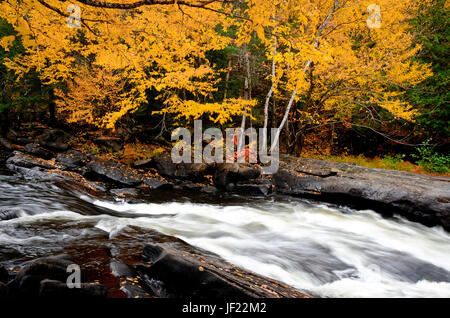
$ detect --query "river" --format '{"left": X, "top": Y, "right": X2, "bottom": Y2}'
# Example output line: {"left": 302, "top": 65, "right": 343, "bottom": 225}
{"left": 1, "top": 165, "right": 449, "bottom": 297}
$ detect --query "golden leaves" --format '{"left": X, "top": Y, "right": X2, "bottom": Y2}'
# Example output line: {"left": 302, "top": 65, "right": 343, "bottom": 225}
{"left": 0, "top": 35, "right": 15, "bottom": 51}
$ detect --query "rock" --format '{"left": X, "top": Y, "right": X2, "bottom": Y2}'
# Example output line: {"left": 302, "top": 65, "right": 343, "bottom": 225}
{"left": 136, "top": 243, "right": 308, "bottom": 298}
{"left": 94, "top": 136, "right": 122, "bottom": 152}
{"left": 142, "top": 178, "right": 173, "bottom": 190}
{"left": 86, "top": 160, "right": 142, "bottom": 186}
{"left": 110, "top": 188, "right": 139, "bottom": 197}
{"left": 55, "top": 150, "right": 88, "bottom": 170}
{"left": 11, "top": 254, "right": 75, "bottom": 296}
{"left": 200, "top": 185, "right": 218, "bottom": 194}
{"left": 40, "top": 141, "right": 69, "bottom": 152}
{"left": 109, "top": 261, "right": 151, "bottom": 298}
{"left": 213, "top": 163, "right": 261, "bottom": 189}
{"left": 175, "top": 163, "right": 210, "bottom": 181}
{"left": 38, "top": 129, "right": 72, "bottom": 152}
{"left": 179, "top": 181, "right": 205, "bottom": 191}
{"left": 153, "top": 153, "right": 177, "bottom": 177}
{"left": 229, "top": 183, "right": 273, "bottom": 196}
{"left": 39, "top": 279, "right": 107, "bottom": 298}
{"left": 273, "top": 155, "right": 450, "bottom": 231}
{"left": 0, "top": 210, "right": 17, "bottom": 221}
{"left": 0, "top": 282, "right": 9, "bottom": 297}
{"left": 6, "top": 151, "right": 59, "bottom": 170}
{"left": 0, "top": 264, "right": 9, "bottom": 283}
{"left": 0, "top": 137, "right": 19, "bottom": 150}
{"left": 133, "top": 158, "right": 154, "bottom": 169}
{"left": 24, "top": 143, "right": 54, "bottom": 160}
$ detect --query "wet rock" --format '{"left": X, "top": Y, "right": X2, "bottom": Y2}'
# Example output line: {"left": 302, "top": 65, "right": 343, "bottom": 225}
{"left": 213, "top": 163, "right": 261, "bottom": 189}
{"left": 110, "top": 261, "right": 151, "bottom": 298}
{"left": 6, "top": 151, "right": 59, "bottom": 170}
{"left": 110, "top": 188, "right": 139, "bottom": 198}
{"left": 200, "top": 185, "right": 218, "bottom": 194}
{"left": 142, "top": 178, "right": 173, "bottom": 190}
{"left": 39, "top": 279, "right": 107, "bottom": 298}
{"left": 229, "top": 183, "right": 273, "bottom": 196}
{"left": 86, "top": 160, "right": 142, "bottom": 186}
{"left": 0, "top": 210, "right": 17, "bottom": 221}
{"left": 136, "top": 243, "right": 308, "bottom": 298}
{"left": 0, "top": 264, "right": 9, "bottom": 283}
{"left": 24, "top": 143, "right": 54, "bottom": 160}
{"left": 56, "top": 150, "right": 88, "bottom": 170}
{"left": 11, "top": 254, "right": 75, "bottom": 296}
{"left": 273, "top": 155, "right": 450, "bottom": 231}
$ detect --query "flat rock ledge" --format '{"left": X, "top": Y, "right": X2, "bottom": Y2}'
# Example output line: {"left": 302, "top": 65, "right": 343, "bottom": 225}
{"left": 1, "top": 146, "right": 449, "bottom": 231}
{"left": 273, "top": 155, "right": 450, "bottom": 231}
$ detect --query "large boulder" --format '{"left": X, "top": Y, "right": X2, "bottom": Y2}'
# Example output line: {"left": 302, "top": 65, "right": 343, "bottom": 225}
{"left": 0, "top": 210, "right": 17, "bottom": 221}
{"left": 273, "top": 155, "right": 450, "bottom": 231}
{"left": 8, "top": 254, "right": 108, "bottom": 298}
{"left": 153, "top": 153, "right": 177, "bottom": 177}
{"left": 86, "top": 160, "right": 142, "bottom": 186}
{"left": 136, "top": 243, "right": 308, "bottom": 298}
{"left": 55, "top": 150, "right": 88, "bottom": 171}
{"left": 10, "top": 254, "right": 75, "bottom": 296}
{"left": 213, "top": 163, "right": 261, "bottom": 189}
{"left": 24, "top": 143, "right": 54, "bottom": 160}
{"left": 6, "top": 151, "right": 59, "bottom": 170}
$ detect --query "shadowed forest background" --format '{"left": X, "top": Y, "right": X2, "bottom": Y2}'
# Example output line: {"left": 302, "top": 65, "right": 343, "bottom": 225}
{"left": 0, "top": 0, "right": 448, "bottom": 174}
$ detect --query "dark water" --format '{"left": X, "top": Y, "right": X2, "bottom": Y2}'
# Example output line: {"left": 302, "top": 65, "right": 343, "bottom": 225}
{"left": 1, "top": 165, "right": 450, "bottom": 297}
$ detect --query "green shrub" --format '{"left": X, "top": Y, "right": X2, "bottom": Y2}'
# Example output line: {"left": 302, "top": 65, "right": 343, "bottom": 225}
{"left": 412, "top": 139, "right": 450, "bottom": 173}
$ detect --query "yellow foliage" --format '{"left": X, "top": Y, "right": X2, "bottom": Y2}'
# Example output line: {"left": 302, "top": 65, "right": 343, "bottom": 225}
{"left": 0, "top": 35, "right": 15, "bottom": 51}
{"left": 0, "top": 0, "right": 432, "bottom": 129}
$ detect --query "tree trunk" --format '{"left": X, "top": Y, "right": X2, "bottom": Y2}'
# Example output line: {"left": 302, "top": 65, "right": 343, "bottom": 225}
{"left": 223, "top": 57, "right": 232, "bottom": 100}
{"left": 270, "top": 0, "right": 340, "bottom": 152}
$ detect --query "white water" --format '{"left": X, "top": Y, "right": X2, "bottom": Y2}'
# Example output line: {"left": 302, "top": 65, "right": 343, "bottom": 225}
{"left": 88, "top": 197, "right": 450, "bottom": 298}
{"left": 1, "top": 169, "right": 449, "bottom": 298}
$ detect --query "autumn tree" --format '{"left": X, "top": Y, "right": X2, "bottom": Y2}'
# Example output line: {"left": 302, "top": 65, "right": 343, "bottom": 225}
{"left": 236, "top": 0, "right": 432, "bottom": 152}
{"left": 0, "top": 0, "right": 254, "bottom": 130}
{"left": 0, "top": 0, "right": 432, "bottom": 155}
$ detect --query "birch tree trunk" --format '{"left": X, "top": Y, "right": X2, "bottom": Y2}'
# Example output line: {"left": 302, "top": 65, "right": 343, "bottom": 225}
{"left": 262, "top": 25, "right": 277, "bottom": 153}
{"left": 270, "top": 0, "right": 340, "bottom": 152}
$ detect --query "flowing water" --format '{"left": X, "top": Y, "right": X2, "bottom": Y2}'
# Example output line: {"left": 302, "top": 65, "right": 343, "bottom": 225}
{"left": 1, "top": 165, "right": 450, "bottom": 298}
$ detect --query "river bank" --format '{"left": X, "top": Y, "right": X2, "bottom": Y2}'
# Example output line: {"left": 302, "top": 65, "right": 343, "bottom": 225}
{"left": 1, "top": 128, "right": 449, "bottom": 298}
{"left": 1, "top": 128, "right": 448, "bottom": 231}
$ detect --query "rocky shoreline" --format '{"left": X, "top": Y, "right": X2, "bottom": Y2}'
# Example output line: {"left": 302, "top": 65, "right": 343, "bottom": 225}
{"left": 1, "top": 128, "right": 449, "bottom": 298}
